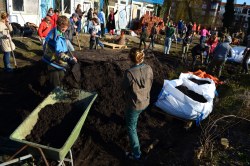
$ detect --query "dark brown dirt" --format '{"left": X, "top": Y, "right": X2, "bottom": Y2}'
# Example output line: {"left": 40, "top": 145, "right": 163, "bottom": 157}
{"left": 2, "top": 48, "right": 248, "bottom": 165}
{"left": 25, "top": 102, "right": 83, "bottom": 148}
{"left": 0, "top": 48, "right": 230, "bottom": 165}
{"left": 189, "top": 78, "right": 211, "bottom": 85}
{"left": 176, "top": 85, "right": 207, "bottom": 103}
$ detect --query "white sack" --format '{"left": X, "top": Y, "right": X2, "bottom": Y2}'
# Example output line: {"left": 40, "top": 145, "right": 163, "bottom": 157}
{"left": 155, "top": 79, "right": 214, "bottom": 121}
{"left": 227, "top": 46, "right": 250, "bottom": 64}
{"left": 179, "top": 73, "right": 216, "bottom": 100}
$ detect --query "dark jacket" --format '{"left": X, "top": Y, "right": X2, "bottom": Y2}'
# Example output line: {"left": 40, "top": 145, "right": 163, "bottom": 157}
{"left": 140, "top": 26, "right": 147, "bottom": 40}
{"left": 247, "top": 35, "right": 250, "bottom": 48}
{"left": 87, "top": 10, "right": 92, "bottom": 21}
{"left": 64, "top": 18, "right": 75, "bottom": 42}
{"left": 191, "top": 44, "right": 206, "bottom": 55}
{"left": 123, "top": 64, "right": 153, "bottom": 110}
{"left": 107, "top": 10, "right": 118, "bottom": 31}
{"left": 75, "top": 8, "right": 83, "bottom": 19}
{"left": 183, "top": 36, "right": 192, "bottom": 46}
{"left": 149, "top": 26, "right": 157, "bottom": 38}
{"left": 213, "top": 42, "right": 232, "bottom": 61}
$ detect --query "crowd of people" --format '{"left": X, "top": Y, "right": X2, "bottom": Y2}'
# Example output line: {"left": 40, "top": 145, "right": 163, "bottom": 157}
{"left": 157, "top": 19, "right": 250, "bottom": 77}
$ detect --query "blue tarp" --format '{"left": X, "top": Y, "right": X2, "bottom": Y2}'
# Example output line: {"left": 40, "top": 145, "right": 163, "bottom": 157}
{"left": 40, "top": 0, "right": 55, "bottom": 18}
{"left": 100, "top": 0, "right": 104, "bottom": 10}
{"left": 133, "top": 0, "right": 164, "bottom": 5}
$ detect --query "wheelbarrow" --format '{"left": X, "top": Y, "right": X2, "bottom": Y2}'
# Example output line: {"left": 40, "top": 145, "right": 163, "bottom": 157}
{"left": 7, "top": 88, "right": 97, "bottom": 166}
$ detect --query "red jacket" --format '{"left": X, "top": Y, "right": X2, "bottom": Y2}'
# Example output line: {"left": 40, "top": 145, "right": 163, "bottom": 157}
{"left": 38, "top": 21, "right": 51, "bottom": 38}
{"left": 51, "top": 14, "right": 58, "bottom": 28}
{"left": 206, "top": 37, "right": 218, "bottom": 54}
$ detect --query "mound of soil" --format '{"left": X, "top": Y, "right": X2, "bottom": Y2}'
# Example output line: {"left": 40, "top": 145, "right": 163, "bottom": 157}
{"left": 189, "top": 78, "right": 211, "bottom": 85}
{"left": 1, "top": 49, "right": 201, "bottom": 165}
{"left": 176, "top": 85, "right": 207, "bottom": 103}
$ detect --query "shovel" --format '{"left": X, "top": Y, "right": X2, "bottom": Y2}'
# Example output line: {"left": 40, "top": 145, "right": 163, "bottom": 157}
{"left": 6, "top": 29, "right": 17, "bottom": 68}
{"left": 75, "top": 30, "right": 81, "bottom": 50}
{"left": 67, "top": 48, "right": 81, "bottom": 82}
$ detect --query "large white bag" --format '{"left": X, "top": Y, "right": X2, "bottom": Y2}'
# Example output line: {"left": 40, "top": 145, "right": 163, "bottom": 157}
{"left": 155, "top": 78, "right": 214, "bottom": 121}
{"left": 227, "top": 46, "right": 250, "bottom": 64}
{"left": 179, "top": 73, "right": 216, "bottom": 100}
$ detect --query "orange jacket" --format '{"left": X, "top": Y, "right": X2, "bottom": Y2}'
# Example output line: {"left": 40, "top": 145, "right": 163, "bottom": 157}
{"left": 38, "top": 21, "right": 51, "bottom": 38}
{"left": 189, "top": 70, "right": 223, "bottom": 85}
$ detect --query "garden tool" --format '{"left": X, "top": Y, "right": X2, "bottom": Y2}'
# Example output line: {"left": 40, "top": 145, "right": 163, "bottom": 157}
{"left": 75, "top": 30, "right": 81, "bottom": 50}
{"left": 6, "top": 28, "right": 17, "bottom": 68}
{"left": 67, "top": 47, "right": 81, "bottom": 83}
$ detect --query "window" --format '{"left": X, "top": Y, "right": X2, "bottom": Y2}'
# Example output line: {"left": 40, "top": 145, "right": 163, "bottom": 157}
{"left": 12, "top": 0, "right": 24, "bottom": 11}
{"left": 242, "top": 8, "right": 247, "bottom": 14}
{"left": 211, "top": 2, "right": 218, "bottom": 10}
{"left": 64, "top": 0, "right": 71, "bottom": 14}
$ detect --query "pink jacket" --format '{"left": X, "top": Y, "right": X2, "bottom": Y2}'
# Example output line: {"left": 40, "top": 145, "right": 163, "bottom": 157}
{"left": 200, "top": 29, "right": 209, "bottom": 37}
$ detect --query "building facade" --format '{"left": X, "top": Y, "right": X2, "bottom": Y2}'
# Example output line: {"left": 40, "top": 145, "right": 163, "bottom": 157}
{"left": 219, "top": 2, "right": 250, "bottom": 31}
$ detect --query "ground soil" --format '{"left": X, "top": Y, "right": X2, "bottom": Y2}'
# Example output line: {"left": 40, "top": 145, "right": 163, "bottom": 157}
{"left": 26, "top": 102, "right": 82, "bottom": 148}
{"left": 189, "top": 78, "right": 211, "bottom": 85}
{"left": 0, "top": 35, "right": 249, "bottom": 166}
{"left": 176, "top": 85, "right": 207, "bottom": 103}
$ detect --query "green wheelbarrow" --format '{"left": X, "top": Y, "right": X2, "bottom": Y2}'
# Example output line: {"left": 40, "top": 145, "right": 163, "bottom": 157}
{"left": 8, "top": 88, "right": 97, "bottom": 166}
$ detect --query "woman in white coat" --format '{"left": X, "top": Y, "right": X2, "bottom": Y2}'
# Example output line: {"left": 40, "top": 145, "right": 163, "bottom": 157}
{"left": 0, "top": 12, "right": 14, "bottom": 72}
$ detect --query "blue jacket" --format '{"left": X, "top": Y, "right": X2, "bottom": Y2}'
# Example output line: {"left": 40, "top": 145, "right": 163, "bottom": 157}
{"left": 45, "top": 27, "right": 68, "bottom": 55}
{"left": 213, "top": 42, "right": 232, "bottom": 61}
{"left": 43, "top": 27, "right": 70, "bottom": 69}
{"left": 98, "top": 11, "right": 105, "bottom": 24}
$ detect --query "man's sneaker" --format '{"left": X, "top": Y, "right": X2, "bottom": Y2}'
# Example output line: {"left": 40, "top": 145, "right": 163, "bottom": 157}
{"left": 125, "top": 152, "right": 141, "bottom": 161}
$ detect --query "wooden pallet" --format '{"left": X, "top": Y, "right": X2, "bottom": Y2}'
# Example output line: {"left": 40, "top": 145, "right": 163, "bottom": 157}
{"left": 102, "top": 42, "right": 127, "bottom": 49}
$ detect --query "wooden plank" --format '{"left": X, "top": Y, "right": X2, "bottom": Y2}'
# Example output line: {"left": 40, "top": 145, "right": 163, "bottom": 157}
{"left": 102, "top": 42, "right": 127, "bottom": 49}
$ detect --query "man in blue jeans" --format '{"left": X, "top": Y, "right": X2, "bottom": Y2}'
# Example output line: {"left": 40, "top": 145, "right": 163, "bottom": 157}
{"left": 123, "top": 48, "right": 153, "bottom": 160}
{"left": 164, "top": 21, "right": 175, "bottom": 55}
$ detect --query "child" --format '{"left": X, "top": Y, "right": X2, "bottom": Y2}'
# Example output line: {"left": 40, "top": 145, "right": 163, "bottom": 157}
{"left": 205, "top": 34, "right": 218, "bottom": 64}
{"left": 89, "top": 18, "right": 104, "bottom": 49}
{"left": 42, "top": 16, "right": 77, "bottom": 89}
{"left": 115, "top": 30, "right": 126, "bottom": 45}
{"left": 181, "top": 33, "right": 192, "bottom": 63}
{"left": 139, "top": 24, "right": 147, "bottom": 50}
{"left": 191, "top": 43, "right": 206, "bottom": 70}
{"left": 148, "top": 23, "right": 157, "bottom": 49}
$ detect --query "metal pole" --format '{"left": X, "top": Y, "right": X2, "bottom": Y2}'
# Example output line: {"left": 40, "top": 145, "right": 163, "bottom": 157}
{"left": 130, "top": 0, "right": 133, "bottom": 28}
{"left": 1, "top": 154, "right": 33, "bottom": 166}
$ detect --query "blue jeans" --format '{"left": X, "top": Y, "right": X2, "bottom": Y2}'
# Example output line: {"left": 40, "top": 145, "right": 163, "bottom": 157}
{"left": 96, "top": 37, "right": 104, "bottom": 48}
{"left": 149, "top": 36, "right": 155, "bottom": 48}
{"left": 3, "top": 52, "right": 12, "bottom": 70}
{"left": 77, "top": 19, "right": 82, "bottom": 33}
{"left": 164, "top": 37, "right": 172, "bottom": 54}
{"left": 200, "top": 36, "right": 206, "bottom": 45}
{"left": 125, "top": 109, "right": 144, "bottom": 157}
